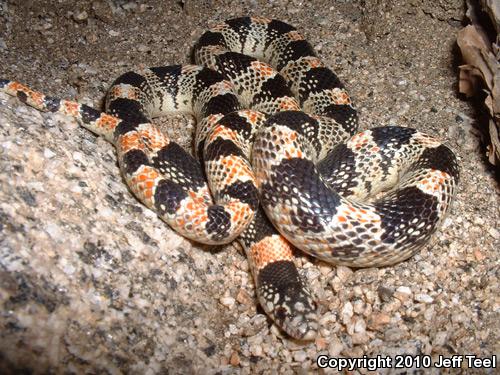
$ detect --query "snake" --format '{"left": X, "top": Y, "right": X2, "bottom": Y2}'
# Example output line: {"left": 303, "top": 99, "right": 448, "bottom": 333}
{"left": 0, "top": 16, "right": 459, "bottom": 340}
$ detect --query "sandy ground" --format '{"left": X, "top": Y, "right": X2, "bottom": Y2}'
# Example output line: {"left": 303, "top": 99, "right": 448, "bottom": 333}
{"left": 0, "top": 0, "right": 498, "bottom": 373}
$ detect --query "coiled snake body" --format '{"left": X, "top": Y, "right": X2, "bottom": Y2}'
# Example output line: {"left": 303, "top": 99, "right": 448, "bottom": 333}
{"left": 0, "top": 17, "right": 459, "bottom": 340}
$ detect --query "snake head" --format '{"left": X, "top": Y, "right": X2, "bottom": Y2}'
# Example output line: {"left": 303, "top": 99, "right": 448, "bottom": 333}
{"left": 256, "top": 259, "right": 318, "bottom": 340}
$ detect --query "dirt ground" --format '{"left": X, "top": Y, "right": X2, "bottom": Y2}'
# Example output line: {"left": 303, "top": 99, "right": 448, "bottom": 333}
{"left": 0, "top": 0, "right": 498, "bottom": 374}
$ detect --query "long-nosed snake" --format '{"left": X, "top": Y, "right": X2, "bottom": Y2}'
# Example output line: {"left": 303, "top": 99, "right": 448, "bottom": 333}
{"left": 0, "top": 16, "right": 459, "bottom": 340}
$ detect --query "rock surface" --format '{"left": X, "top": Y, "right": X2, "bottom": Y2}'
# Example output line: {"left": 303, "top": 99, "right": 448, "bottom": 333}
{"left": 0, "top": 0, "right": 498, "bottom": 373}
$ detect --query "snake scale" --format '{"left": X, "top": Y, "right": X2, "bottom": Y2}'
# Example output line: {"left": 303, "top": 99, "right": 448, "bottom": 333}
{"left": 0, "top": 16, "right": 459, "bottom": 340}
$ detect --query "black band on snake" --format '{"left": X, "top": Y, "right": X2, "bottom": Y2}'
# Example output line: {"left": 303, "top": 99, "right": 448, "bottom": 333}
{"left": 0, "top": 16, "right": 459, "bottom": 340}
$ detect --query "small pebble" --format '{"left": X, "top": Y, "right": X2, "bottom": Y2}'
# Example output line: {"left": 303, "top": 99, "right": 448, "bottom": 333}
{"left": 414, "top": 293, "right": 434, "bottom": 304}
{"left": 293, "top": 350, "right": 307, "bottom": 362}
{"left": 397, "top": 287, "right": 412, "bottom": 295}
{"left": 230, "top": 351, "right": 240, "bottom": 366}
{"left": 72, "top": 10, "right": 89, "bottom": 22}
{"left": 328, "top": 337, "right": 343, "bottom": 356}
{"left": 336, "top": 266, "right": 353, "bottom": 281}
{"left": 220, "top": 296, "right": 235, "bottom": 308}
{"left": 341, "top": 302, "right": 353, "bottom": 323}
{"left": 433, "top": 331, "right": 448, "bottom": 346}
{"left": 367, "top": 312, "right": 391, "bottom": 331}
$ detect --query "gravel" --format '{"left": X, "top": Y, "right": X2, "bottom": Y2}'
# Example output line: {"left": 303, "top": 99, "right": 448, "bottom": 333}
{"left": 0, "top": 0, "right": 498, "bottom": 373}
